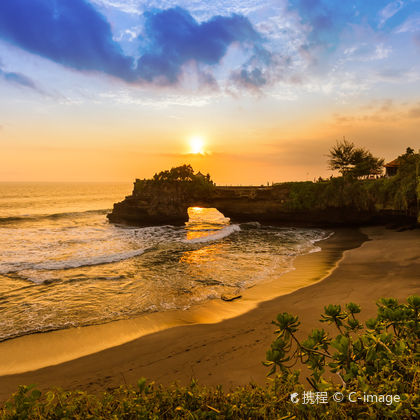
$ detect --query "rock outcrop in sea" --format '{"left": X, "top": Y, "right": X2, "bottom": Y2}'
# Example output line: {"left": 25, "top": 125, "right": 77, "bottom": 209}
{"left": 108, "top": 166, "right": 419, "bottom": 227}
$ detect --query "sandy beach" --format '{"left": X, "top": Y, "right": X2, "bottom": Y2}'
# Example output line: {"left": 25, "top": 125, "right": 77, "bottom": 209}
{"left": 0, "top": 226, "right": 419, "bottom": 401}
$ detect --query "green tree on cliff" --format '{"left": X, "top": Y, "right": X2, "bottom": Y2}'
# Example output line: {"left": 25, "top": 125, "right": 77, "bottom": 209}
{"left": 391, "top": 147, "right": 420, "bottom": 213}
{"left": 150, "top": 165, "right": 214, "bottom": 195}
{"left": 328, "top": 138, "right": 384, "bottom": 178}
{"left": 152, "top": 164, "right": 196, "bottom": 182}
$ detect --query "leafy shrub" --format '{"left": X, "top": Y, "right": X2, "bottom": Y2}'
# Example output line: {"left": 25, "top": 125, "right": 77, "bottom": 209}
{"left": 1, "top": 296, "right": 418, "bottom": 419}
{"left": 284, "top": 172, "right": 418, "bottom": 217}
{"left": 282, "top": 148, "right": 420, "bottom": 217}
{"left": 0, "top": 379, "right": 349, "bottom": 420}
{"left": 264, "top": 295, "right": 420, "bottom": 418}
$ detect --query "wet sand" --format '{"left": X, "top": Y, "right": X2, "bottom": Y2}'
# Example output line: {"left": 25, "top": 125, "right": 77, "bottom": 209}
{"left": 0, "top": 226, "right": 419, "bottom": 401}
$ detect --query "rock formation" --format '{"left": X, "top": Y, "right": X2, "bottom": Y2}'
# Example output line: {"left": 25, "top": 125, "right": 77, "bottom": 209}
{"left": 107, "top": 177, "right": 417, "bottom": 227}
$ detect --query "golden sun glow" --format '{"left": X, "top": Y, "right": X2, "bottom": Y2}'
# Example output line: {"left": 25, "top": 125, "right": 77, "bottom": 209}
{"left": 190, "top": 136, "right": 205, "bottom": 154}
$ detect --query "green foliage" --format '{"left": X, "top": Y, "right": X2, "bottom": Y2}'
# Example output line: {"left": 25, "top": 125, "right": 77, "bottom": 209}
{"left": 265, "top": 296, "right": 420, "bottom": 418}
{"left": 372, "top": 149, "right": 420, "bottom": 214}
{"left": 282, "top": 181, "right": 324, "bottom": 210}
{"left": 1, "top": 296, "right": 418, "bottom": 419}
{"left": 149, "top": 165, "right": 214, "bottom": 186}
{"left": 328, "top": 138, "right": 384, "bottom": 178}
{"left": 133, "top": 165, "right": 215, "bottom": 198}
{"left": 0, "top": 377, "right": 355, "bottom": 420}
{"left": 284, "top": 178, "right": 379, "bottom": 211}
{"left": 283, "top": 148, "right": 419, "bottom": 216}
{"left": 152, "top": 164, "right": 196, "bottom": 182}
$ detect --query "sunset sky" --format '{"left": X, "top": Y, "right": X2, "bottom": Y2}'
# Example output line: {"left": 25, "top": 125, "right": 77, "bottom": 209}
{"left": 1, "top": 0, "right": 420, "bottom": 184}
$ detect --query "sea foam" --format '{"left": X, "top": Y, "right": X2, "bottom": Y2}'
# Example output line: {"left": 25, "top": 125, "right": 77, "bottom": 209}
{"left": 184, "top": 224, "right": 241, "bottom": 244}
{"left": 0, "top": 249, "right": 145, "bottom": 275}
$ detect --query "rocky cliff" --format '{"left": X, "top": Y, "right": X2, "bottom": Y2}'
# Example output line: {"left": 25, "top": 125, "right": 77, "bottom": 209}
{"left": 107, "top": 180, "right": 418, "bottom": 227}
{"left": 107, "top": 184, "right": 285, "bottom": 226}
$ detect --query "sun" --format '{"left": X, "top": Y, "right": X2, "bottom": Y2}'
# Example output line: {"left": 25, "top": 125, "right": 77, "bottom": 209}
{"left": 190, "top": 136, "right": 205, "bottom": 154}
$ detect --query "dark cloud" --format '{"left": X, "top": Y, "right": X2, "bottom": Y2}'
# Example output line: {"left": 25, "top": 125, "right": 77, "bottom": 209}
{"left": 0, "top": 1, "right": 268, "bottom": 88}
{"left": 0, "top": 66, "right": 37, "bottom": 90}
{"left": 230, "top": 46, "right": 271, "bottom": 89}
{"left": 137, "top": 7, "right": 262, "bottom": 85}
{"left": 230, "top": 47, "right": 294, "bottom": 91}
{"left": 233, "top": 67, "right": 267, "bottom": 88}
{"left": 0, "top": 0, "right": 135, "bottom": 81}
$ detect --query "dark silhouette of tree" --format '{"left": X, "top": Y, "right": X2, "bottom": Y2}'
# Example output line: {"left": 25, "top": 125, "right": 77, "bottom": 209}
{"left": 150, "top": 165, "right": 214, "bottom": 187}
{"left": 328, "top": 138, "right": 355, "bottom": 175}
{"left": 328, "top": 138, "right": 384, "bottom": 178}
{"left": 397, "top": 147, "right": 419, "bottom": 177}
{"left": 152, "top": 164, "right": 196, "bottom": 182}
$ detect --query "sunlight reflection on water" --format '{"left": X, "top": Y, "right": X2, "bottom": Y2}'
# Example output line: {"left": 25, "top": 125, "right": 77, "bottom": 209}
{"left": 0, "top": 188, "right": 327, "bottom": 341}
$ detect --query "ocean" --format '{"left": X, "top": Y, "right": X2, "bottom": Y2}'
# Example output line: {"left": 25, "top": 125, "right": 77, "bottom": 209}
{"left": 0, "top": 182, "right": 329, "bottom": 342}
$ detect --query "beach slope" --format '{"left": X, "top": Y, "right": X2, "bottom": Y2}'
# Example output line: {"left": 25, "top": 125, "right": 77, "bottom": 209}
{"left": 0, "top": 226, "right": 418, "bottom": 401}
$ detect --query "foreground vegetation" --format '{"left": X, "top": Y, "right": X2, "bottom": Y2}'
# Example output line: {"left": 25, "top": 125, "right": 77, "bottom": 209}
{"left": 283, "top": 147, "right": 420, "bottom": 219}
{"left": 1, "top": 296, "right": 418, "bottom": 419}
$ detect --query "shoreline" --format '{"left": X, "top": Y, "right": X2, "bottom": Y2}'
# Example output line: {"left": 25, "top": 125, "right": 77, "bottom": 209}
{"left": 0, "top": 226, "right": 418, "bottom": 401}
{"left": 0, "top": 227, "right": 364, "bottom": 398}
{"left": 0, "top": 228, "right": 353, "bottom": 376}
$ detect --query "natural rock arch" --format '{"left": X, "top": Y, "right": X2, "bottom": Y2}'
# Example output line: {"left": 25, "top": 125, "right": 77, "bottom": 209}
{"left": 107, "top": 172, "right": 418, "bottom": 227}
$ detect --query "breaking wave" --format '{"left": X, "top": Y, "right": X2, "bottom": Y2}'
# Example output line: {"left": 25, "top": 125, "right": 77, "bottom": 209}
{"left": 184, "top": 224, "right": 241, "bottom": 244}
{"left": 0, "top": 248, "right": 146, "bottom": 276}
{"left": 0, "top": 209, "right": 109, "bottom": 224}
